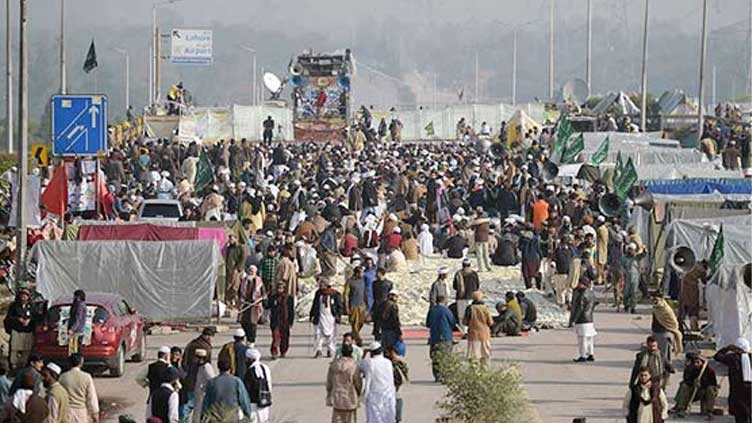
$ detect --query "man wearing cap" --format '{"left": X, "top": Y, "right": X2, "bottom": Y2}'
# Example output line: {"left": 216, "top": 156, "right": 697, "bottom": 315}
{"left": 148, "top": 367, "right": 180, "bottom": 423}
{"left": 326, "top": 343, "right": 362, "bottom": 423}
{"left": 225, "top": 234, "right": 248, "bottom": 309}
{"left": 360, "top": 342, "right": 396, "bottom": 423}
{"left": 8, "top": 370, "right": 48, "bottom": 423}
{"left": 135, "top": 345, "right": 171, "bottom": 409}
{"left": 472, "top": 213, "right": 492, "bottom": 272}
{"left": 622, "top": 243, "right": 641, "bottom": 314}
{"left": 569, "top": 279, "right": 597, "bottom": 363}
{"left": 42, "top": 363, "right": 70, "bottom": 423}
{"left": 310, "top": 278, "right": 343, "bottom": 358}
{"left": 670, "top": 352, "right": 719, "bottom": 419}
{"left": 218, "top": 329, "right": 250, "bottom": 379}
{"left": 8, "top": 353, "right": 44, "bottom": 397}
{"left": 371, "top": 268, "right": 393, "bottom": 340}
{"left": 429, "top": 268, "right": 451, "bottom": 307}
{"left": 345, "top": 266, "right": 367, "bottom": 347}
{"left": 454, "top": 259, "right": 480, "bottom": 331}
{"left": 59, "top": 353, "right": 99, "bottom": 423}
{"left": 182, "top": 327, "right": 215, "bottom": 412}
{"left": 192, "top": 349, "right": 215, "bottom": 423}
{"left": 595, "top": 216, "right": 609, "bottom": 285}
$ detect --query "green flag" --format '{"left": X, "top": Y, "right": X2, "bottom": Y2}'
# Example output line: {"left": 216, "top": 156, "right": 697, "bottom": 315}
{"left": 83, "top": 39, "right": 98, "bottom": 73}
{"left": 614, "top": 157, "right": 638, "bottom": 199}
{"left": 560, "top": 133, "right": 584, "bottom": 164}
{"left": 615, "top": 151, "right": 624, "bottom": 177}
{"left": 424, "top": 121, "right": 435, "bottom": 137}
{"left": 552, "top": 114, "right": 572, "bottom": 158}
{"left": 194, "top": 148, "right": 214, "bottom": 193}
{"left": 590, "top": 136, "right": 610, "bottom": 165}
{"left": 708, "top": 225, "right": 724, "bottom": 275}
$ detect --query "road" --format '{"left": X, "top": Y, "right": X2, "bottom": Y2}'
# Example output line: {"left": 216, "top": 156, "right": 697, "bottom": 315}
{"left": 96, "top": 288, "right": 734, "bottom": 423}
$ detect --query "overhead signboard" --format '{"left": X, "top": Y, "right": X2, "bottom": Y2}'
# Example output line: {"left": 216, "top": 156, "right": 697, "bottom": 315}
{"left": 171, "top": 28, "right": 213, "bottom": 65}
{"left": 51, "top": 94, "right": 108, "bottom": 156}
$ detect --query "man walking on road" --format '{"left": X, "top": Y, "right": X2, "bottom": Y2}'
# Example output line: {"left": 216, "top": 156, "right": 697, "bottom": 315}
{"left": 426, "top": 295, "right": 456, "bottom": 382}
{"left": 326, "top": 344, "right": 363, "bottom": 423}
{"left": 59, "top": 354, "right": 99, "bottom": 423}
{"left": 345, "top": 266, "right": 367, "bottom": 347}
{"left": 570, "top": 279, "right": 597, "bottom": 363}
{"left": 267, "top": 283, "right": 294, "bottom": 359}
{"left": 464, "top": 291, "right": 493, "bottom": 365}
{"left": 42, "top": 363, "right": 70, "bottom": 423}
{"left": 310, "top": 278, "right": 343, "bottom": 358}
{"left": 453, "top": 259, "right": 480, "bottom": 331}
{"left": 202, "top": 358, "right": 254, "bottom": 420}
{"left": 360, "top": 342, "right": 396, "bottom": 423}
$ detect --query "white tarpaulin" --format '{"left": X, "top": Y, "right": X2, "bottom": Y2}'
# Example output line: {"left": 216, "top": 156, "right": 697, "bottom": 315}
{"left": 706, "top": 264, "right": 752, "bottom": 347}
{"left": 9, "top": 174, "right": 41, "bottom": 228}
{"left": 33, "top": 240, "right": 220, "bottom": 321}
{"left": 232, "top": 105, "right": 293, "bottom": 141}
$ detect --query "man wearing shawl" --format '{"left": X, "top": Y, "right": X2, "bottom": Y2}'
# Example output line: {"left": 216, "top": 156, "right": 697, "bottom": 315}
{"left": 244, "top": 348, "right": 273, "bottom": 423}
{"left": 651, "top": 293, "right": 683, "bottom": 373}
{"left": 238, "top": 266, "right": 266, "bottom": 345}
{"left": 714, "top": 338, "right": 751, "bottom": 423}
{"left": 309, "top": 279, "right": 343, "bottom": 358}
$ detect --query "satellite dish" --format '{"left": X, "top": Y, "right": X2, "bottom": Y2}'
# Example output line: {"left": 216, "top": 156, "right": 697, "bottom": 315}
{"left": 561, "top": 78, "right": 589, "bottom": 105}
{"left": 263, "top": 72, "right": 282, "bottom": 93}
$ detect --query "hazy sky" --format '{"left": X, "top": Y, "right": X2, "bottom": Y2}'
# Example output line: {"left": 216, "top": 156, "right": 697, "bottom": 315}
{"left": 1, "top": 0, "right": 751, "bottom": 119}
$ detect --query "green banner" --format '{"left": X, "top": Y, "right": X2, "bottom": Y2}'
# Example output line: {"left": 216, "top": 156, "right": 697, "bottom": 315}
{"left": 590, "top": 136, "right": 610, "bottom": 165}
{"left": 561, "top": 133, "right": 584, "bottom": 164}
{"left": 552, "top": 114, "right": 572, "bottom": 158}
{"left": 614, "top": 157, "right": 637, "bottom": 199}
{"left": 194, "top": 148, "right": 215, "bottom": 193}
{"left": 708, "top": 225, "right": 724, "bottom": 275}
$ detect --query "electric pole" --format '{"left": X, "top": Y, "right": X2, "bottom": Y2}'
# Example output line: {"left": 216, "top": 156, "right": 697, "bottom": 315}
{"left": 5, "top": 0, "right": 12, "bottom": 153}
{"left": 15, "top": 0, "right": 29, "bottom": 285}
{"left": 639, "top": 0, "right": 650, "bottom": 132}
{"left": 697, "top": 0, "right": 709, "bottom": 145}
{"left": 586, "top": 0, "right": 592, "bottom": 97}
{"left": 549, "top": 0, "right": 555, "bottom": 99}
{"left": 59, "top": 0, "right": 66, "bottom": 94}
{"left": 512, "top": 30, "right": 517, "bottom": 105}
{"left": 474, "top": 50, "right": 479, "bottom": 103}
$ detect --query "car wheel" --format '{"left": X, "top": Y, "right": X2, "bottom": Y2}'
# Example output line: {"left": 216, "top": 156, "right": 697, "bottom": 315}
{"left": 131, "top": 333, "right": 146, "bottom": 363}
{"left": 110, "top": 345, "right": 125, "bottom": 377}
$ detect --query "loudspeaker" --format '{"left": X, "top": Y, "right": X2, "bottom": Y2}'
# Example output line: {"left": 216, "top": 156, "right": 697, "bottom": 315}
{"left": 670, "top": 246, "right": 696, "bottom": 274}
{"left": 542, "top": 161, "right": 559, "bottom": 181}
{"left": 628, "top": 190, "right": 655, "bottom": 211}
{"left": 598, "top": 193, "right": 621, "bottom": 217}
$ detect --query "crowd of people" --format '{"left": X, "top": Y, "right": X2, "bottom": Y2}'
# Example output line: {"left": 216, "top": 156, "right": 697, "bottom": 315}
{"left": 0, "top": 102, "right": 750, "bottom": 423}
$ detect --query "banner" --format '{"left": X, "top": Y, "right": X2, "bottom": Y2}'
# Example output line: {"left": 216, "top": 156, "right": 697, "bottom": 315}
{"left": 552, "top": 114, "right": 572, "bottom": 159}
{"left": 614, "top": 157, "right": 638, "bottom": 199}
{"left": 590, "top": 136, "right": 610, "bottom": 165}
{"left": 561, "top": 133, "right": 584, "bottom": 164}
{"left": 171, "top": 29, "right": 213, "bottom": 65}
{"left": 708, "top": 225, "right": 724, "bottom": 275}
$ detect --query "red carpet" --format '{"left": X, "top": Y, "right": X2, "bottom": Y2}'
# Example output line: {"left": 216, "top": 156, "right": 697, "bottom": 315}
{"left": 400, "top": 328, "right": 530, "bottom": 340}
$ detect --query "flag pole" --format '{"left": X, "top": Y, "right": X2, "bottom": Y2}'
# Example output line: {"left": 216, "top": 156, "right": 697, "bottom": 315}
{"left": 95, "top": 158, "right": 101, "bottom": 218}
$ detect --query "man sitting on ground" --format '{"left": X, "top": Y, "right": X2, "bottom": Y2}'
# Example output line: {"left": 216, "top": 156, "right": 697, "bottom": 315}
{"left": 670, "top": 352, "right": 719, "bottom": 419}
{"left": 491, "top": 301, "right": 521, "bottom": 337}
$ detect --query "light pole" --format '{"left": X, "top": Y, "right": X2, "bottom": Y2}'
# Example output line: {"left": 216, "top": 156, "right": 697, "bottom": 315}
{"left": 5, "top": 0, "right": 12, "bottom": 153}
{"left": 512, "top": 30, "right": 517, "bottom": 105}
{"left": 549, "top": 0, "right": 555, "bottom": 99}
{"left": 15, "top": 0, "right": 29, "bottom": 285}
{"left": 59, "top": 0, "right": 66, "bottom": 94}
{"left": 240, "top": 45, "right": 257, "bottom": 106}
{"left": 114, "top": 48, "right": 130, "bottom": 112}
{"left": 151, "top": 0, "right": 184, "bottom": 106}
{"left": 586, "top": 0, "right": 592, "bottom": 97}
{"left": 639, "top": 0, "right": 650, "bottom": 132}
{"left": 697, "top": 0, "right": 709, "bottom": 145}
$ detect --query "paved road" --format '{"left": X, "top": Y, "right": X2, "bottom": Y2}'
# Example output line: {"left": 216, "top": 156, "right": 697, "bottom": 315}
{"left": 96, "top": 288, "right": 734, "bottom": 423}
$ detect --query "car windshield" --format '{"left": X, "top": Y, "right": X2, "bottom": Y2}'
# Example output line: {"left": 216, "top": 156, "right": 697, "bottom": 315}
{"left": 47, "top": 305, "right": 110, "bottom": 326}
{"left": 141, "top": 203, "right": 181, "bottom": 218}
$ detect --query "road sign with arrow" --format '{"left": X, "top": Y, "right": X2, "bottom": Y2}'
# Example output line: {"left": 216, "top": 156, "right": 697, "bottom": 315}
{"left": 51, "top": 94, "right": 108, "bottom": 156}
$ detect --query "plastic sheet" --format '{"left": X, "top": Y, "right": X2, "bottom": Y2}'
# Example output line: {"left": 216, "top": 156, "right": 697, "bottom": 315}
{"left": 33, "top": 240, "right": 220, "bottom": 321}
{"left": 706, "top": 264, "right": 752, "bottom": 347}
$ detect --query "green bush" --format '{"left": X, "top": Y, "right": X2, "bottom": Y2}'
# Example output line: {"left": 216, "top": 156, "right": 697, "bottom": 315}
{"left": 435, "top": 352, "right": 531, "bottom": 423}
{"left": 0, "top": 153, "right": 14, "bottom": 175}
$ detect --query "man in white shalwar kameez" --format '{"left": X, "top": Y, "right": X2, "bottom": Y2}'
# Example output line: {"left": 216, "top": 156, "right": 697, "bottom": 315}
{"left": 417, "top": 224, "right": 434, "bottom": 268}
{"left": 359, "top": 342, "right": 396, "bottom": 423}
{"left": 310, "top": 279, "right": 342, "bottom": 358}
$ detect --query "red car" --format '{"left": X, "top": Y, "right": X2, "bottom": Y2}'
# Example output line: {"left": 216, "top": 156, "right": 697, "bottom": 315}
{"left": 34, "top": 292, "right": 146, "bottom": 377}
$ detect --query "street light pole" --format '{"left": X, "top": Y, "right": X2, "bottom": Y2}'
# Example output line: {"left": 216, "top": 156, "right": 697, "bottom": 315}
{"left": 586, "top": 0, "right": 592, "bottom": 97}
{"left": 59, "top": 0, "right": 66, "bottom": 94}
{"left": 5, "top": 0, "right": 12, "bottom": 153}
{"left": 151, "top": 5, "right": 156, "bottom": 105}
{"left": 512, "top": 30, "right": 517, "bottom": 105}
{"left": 549, "top": 0, "right": 555, "bottom": 99}
{"left": 15, "top": 0, "right": 29, "bottom": 285}
{"left": 240, "top": 45, "right": 257, "bottom": 106}
{"left": 115, "top": 48, "right": 130, "bottom": 111}
{"left": 697, "top": 0, "right": 709, "bottom": 145}
{"left": 639, "top": 0, "right": 650, "bottom": 132}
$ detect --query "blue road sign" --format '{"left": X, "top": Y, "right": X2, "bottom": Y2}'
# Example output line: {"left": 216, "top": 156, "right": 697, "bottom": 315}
{"left": 51, "top": 94, "right": 108, "bottom": 156}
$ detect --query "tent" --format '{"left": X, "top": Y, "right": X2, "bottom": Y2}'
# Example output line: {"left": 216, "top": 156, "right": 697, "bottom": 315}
{"left": 591, "top": 91, "right": 640, "bottom": 115}
{"left": 657, "top": 90, "right": 700, "bottom": 129}
{"left": 33, "top": 240, "right": 220, "bottom": 321}
{"left": 706, "top": 264, "right": 752, "bottom": 347}
{"left": 505, "top": 109, "right": 541, "bottom": 145}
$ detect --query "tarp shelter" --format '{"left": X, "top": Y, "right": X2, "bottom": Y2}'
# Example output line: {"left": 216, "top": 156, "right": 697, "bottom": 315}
{"left": 591, "top": 92, "right": 640, "bottom": 116}
{"left": 143, "top": 115, "right": 179, "bottom": 140}
{"left": 506, "top": 109, "right": 541, "bottom": 145}
{"left": 657, "top": 90, "right": 701, "bottom": 129}
{"left": 33, "top": 240, "right": 220, "bottom": 321}
{"left": 643, "top": 178, "right": 752, "bottom": 196}
{"left": 706, "top": 264, "right": 752, "bottom": 347}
